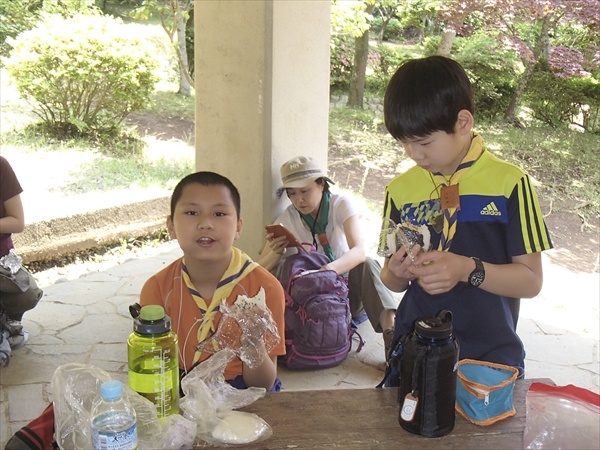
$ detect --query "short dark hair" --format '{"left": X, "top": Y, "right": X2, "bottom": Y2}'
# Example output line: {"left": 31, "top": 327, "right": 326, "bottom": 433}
{"left": 384, "top": 56, "right": 474, "bottom": 141}
{"left": 170, "top": 171, "right": 241, "bottom": 219}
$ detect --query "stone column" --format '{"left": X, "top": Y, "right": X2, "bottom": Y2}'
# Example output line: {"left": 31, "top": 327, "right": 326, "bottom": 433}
{"left": 194, "top": 0, "right": 331, "bottom": 259}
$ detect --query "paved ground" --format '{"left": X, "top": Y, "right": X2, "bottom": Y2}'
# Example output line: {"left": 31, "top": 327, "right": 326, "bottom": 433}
{"left": 1, "top": 210, "right": 598, "bottom": 447}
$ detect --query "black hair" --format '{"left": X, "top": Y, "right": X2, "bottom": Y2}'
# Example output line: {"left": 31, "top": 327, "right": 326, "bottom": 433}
{"left": 285, "top": 177, "right": 330, "bottom": 198}
{"left": 170, "top": 171, "right": 241, "bottom": 219}
{"left": 384, "top": 55, "right": 474, "bottom": 141}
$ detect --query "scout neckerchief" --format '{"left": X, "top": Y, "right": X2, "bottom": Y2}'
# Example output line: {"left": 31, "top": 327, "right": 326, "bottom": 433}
{"left": 180, "top": 247, "right": 258, "bottom": 365}
{"left": 432, "top": 133, "right": 484, "bottom": 251}
{"left": 298, "top": 191, "right": 335, "bottom": 262}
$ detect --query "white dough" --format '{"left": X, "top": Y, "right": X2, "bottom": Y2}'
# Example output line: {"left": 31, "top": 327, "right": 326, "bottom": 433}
{"left": 211, "top": 411, "right": 268, "bottom": 444}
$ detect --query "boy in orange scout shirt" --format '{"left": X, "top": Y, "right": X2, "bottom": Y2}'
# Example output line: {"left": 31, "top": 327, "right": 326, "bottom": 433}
{"left": 140, "top": 171, "right": 286, "bottom": 391}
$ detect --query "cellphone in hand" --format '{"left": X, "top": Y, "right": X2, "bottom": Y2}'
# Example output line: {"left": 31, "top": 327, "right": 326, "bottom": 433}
{"left": 265, "top": 223, "right": 301, "bottom": 248}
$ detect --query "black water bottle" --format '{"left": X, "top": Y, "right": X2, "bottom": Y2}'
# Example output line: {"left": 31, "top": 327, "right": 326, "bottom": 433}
{"left": 399, "top": 310, "right": 459, "bottom": 438}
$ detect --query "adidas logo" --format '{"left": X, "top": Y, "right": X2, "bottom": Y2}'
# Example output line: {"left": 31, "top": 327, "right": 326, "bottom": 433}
{"left": 480, "top": 202, "right": 502, "bottom": 216}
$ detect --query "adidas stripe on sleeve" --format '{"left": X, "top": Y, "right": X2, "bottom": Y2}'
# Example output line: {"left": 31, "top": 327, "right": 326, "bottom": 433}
{"left": 508, "top": 174, "right": 553, "bottom": 255}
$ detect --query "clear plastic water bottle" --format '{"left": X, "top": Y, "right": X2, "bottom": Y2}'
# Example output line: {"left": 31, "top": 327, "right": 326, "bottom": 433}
{"left": 91, "top": 380, "right": 138, "bottom": 450}
{"left": 127, "top": 304, "right": 180, "bottom": 417}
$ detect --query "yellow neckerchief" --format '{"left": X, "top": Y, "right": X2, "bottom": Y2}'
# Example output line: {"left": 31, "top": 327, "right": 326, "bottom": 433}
{"left": 181, "top": 247, "right": 258, "bottom": 365}
{"left": 432, "top": 132, "right": 484, "bottom": 251}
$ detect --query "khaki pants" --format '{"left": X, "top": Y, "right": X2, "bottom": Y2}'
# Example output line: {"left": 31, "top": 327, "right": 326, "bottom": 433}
{"left": 348, "top": 257, "right": 399, "bottom": 333}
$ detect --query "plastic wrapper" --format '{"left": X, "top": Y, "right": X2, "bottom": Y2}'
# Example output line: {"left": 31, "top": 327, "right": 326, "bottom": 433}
{"left": 52, "top": 363, "right": 112, "bottom": 449}
{"left": 157, "top": 414, "right": 198, "bottom": 449}
{"left": 180, "top": 348, "right": 272, "bottom": 446}
{"left": 0, "top": 248, "right": 22, "bottom": 275}
{"left": 524, "top": 382, "right": 600, "bottom": 450}
{"left": 377, "top": 218, "right": 431, "bottom": 261}
{"left": 51, "top": 363, "right": 195, "bottom": 450}
{"left": 197, "top": 287, "right": 280, "bottom": 369}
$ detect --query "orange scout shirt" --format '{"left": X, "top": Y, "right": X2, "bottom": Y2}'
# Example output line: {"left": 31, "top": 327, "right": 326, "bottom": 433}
{"left": 139, "top": 257, "right": 286, "bottom": 381}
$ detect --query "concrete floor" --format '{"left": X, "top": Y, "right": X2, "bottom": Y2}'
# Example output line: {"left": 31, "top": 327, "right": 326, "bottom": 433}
{"left": 1, "top": 240, "right": 598, "bottom": 447}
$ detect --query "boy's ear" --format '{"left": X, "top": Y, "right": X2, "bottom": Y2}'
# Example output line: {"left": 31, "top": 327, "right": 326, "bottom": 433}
{"left": 234, "top": 218, "right": 243, "bottom": 241}
{"left": 456, "top": 109, "right": 474, "bottom": 135}
{"left": 166, "top": 216, "right": 176, "bottom": 239}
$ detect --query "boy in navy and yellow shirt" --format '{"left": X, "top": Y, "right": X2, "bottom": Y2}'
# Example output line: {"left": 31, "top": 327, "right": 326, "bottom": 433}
{"left": 380, "top": 56, "right": 553, "bottom": 375}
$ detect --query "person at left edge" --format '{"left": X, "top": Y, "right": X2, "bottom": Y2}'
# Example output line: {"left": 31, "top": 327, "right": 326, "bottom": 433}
{"left": 139, "top": 171, "right": 286, "bottom": 391}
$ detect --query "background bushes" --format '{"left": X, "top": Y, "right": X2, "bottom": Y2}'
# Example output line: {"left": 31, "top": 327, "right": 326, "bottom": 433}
{"left": 5, "top": 12, "right": 158, "bottom": 137}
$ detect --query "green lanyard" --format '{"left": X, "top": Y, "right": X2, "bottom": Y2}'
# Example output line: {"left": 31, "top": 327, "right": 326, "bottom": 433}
{"left": 298, "top": 191, "right": 335, "bottom": 262}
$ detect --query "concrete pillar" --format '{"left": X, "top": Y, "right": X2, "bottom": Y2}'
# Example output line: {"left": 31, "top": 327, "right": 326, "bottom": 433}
{"left": 194, "top": 0, "right": 331, "bottom": 259}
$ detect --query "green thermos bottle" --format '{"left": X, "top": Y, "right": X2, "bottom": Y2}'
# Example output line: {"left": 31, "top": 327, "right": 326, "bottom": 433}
{"left": 127, "top": 305, "right": 180, "bottom": 418}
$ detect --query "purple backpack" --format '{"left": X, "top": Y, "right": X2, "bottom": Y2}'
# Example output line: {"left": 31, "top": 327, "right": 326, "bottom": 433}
{"left": 278, "top": 247, "right": 361, "bottom": 369}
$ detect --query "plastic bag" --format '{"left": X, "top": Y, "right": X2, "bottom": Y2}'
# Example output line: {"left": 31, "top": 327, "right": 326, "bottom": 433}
{"left": 197, "top": 287, "right": 280, "bottom": 369}
{"left": 180, "top": 348, "right": 272, "bottom": 446}
{"left": 377, "top": 218, "right": 431, "bottom": 261}
{"left": 524, "top": 382, "right": 600, "bottom": 450}
{"left": 51, "top": 363, "right": 195, "bottom": 450}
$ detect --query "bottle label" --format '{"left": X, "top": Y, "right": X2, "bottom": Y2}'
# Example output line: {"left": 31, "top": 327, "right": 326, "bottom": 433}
{"left": 92, "top": 419, "right": 137, "bottom": 450}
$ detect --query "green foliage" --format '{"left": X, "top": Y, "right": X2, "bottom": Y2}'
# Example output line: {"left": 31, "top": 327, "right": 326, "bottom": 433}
{"left": 0, "top": 0, "right": 42, "bottom": 59}
{"left": 371, "top": 17, "right": 403, "bottom": 41}
{"left": 2, "top": 121, "right": 147, "bottom": 158}
{"left": 396, "top": 0, "right": 440, "bottom": 41}
{"left": 571, "top": 74, "right": 600, "bottom": 134}
{"left": 330, "top": 33, "right": 355, "bottom": 91}
{"left": 63, "top": 154, "right": 194, "bottom": 193}
{"left": 484, "top": 126, "right": 600, "bottom": 216}
{"left": 0, "top": 0, "right": 104, "bottom": 60}
{"left": 422, "top": 33, "right": 518, "bottom": 121}
{"left": 367, "top": 43, "right": 415, "bottom": 95}
{"left": 329, "top": 107, "right": 398, "bottom": 161}
{"left": 452, "top": 34, "right": 519, "bottom": 121}
{"left": 524, "top": 62, "right": 600, "bottom": 132}
{"left": 5, "top": 12, "right": 158, "bottom": 137}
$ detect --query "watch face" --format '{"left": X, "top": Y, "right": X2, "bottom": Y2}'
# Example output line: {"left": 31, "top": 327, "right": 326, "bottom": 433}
{"left": 470, "top": 272, "right": 485, "bottom": 287}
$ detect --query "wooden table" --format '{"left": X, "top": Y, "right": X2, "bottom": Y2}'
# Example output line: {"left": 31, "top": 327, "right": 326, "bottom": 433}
{"left": 209, "top": 378, "right": 551, "bottom": 449}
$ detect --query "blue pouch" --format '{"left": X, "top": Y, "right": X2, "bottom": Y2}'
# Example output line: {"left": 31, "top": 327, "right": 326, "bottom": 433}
{"left": 455, "top": 359, "right": 518, "bottom": 426}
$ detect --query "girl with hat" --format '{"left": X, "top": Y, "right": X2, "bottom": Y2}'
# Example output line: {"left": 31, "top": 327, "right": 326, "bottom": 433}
{"left": 257, "top": 156, "right": 397, "bottom": 358}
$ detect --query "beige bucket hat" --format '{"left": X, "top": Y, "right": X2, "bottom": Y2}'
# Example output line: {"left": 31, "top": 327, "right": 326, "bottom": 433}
{"left": 277, "top": 156, "right": 334, "bottom": 195}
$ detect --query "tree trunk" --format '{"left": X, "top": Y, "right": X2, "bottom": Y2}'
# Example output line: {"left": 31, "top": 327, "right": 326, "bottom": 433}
{"left": 504, "top": 14, "right": 551, "bottom": 124}
{"left": 176, "top": 12, "right": 192, "bottom": 96}
{"left": 437, "top": 30, "right": 456, "bottom": 57}
{"left": 348, "top": 4, "right": 375, "bottom": 109}
{"left": 379, "top": 16, "right": 392, "bottom": 43}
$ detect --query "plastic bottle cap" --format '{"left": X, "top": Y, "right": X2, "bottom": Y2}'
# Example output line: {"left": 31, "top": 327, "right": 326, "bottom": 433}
{"left": 415, "top": 317, "right": 453, "bottom": 339}
{"left": 100, "top": 380, "right": 123, "bottom": 401}
{"left": 133, "top": 305, "right": 172, "bottom": 335}
{"left": 140, "top": 305, "right": 165, "bottom": 321}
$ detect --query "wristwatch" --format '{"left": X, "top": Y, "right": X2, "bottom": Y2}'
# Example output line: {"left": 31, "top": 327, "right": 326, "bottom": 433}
{"left": 465, "top": 257, "right": 485, "bottom": 288}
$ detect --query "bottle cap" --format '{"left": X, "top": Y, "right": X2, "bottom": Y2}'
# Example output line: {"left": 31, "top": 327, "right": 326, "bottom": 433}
{"left": 133, "top": 305, "right": 172, "bottom": 335}
{"left": 140, "top": 305, "right": 165, "bottom": 321}
{"left": 100, "top": 380, "right": 123, "bottom": 401}
{"left": 415, "top": 316, "right": 453, "bottom": 339}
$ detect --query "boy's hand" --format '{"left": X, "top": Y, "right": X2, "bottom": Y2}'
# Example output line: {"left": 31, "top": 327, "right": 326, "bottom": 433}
{"left": 409, "top": 251, "right": 471, "bottom": 295}
{"left": 386, "top": 244, "right": 420, "bottom": 282}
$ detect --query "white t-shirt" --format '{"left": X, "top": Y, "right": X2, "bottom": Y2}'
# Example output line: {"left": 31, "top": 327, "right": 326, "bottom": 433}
{"left": 275, "top": 193, "right": 358, "bottom": 261}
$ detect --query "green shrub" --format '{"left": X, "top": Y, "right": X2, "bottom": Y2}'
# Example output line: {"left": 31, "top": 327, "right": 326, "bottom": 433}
{"left": 525, "top": 62, "right": 600, "bottom": 132}
{"left": 367, "top": 43, "right": 414, "bottom": 95}
{"left": 371, "top": 17, "right": 404, "bottom": 42}
{"left": 330, "top": 33, "right": 355, "bottom": 91}
{"left": 424, "top": 34, "right": 518, "bottom": 120}
{"left": 0, "top": 0, "right": 41, "bottom": 59}
{"left": 5, "top": 12, "right": 158, "bottom": 136}
{"left": 453, "top": 35, "right": 518, "bottom": 121}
